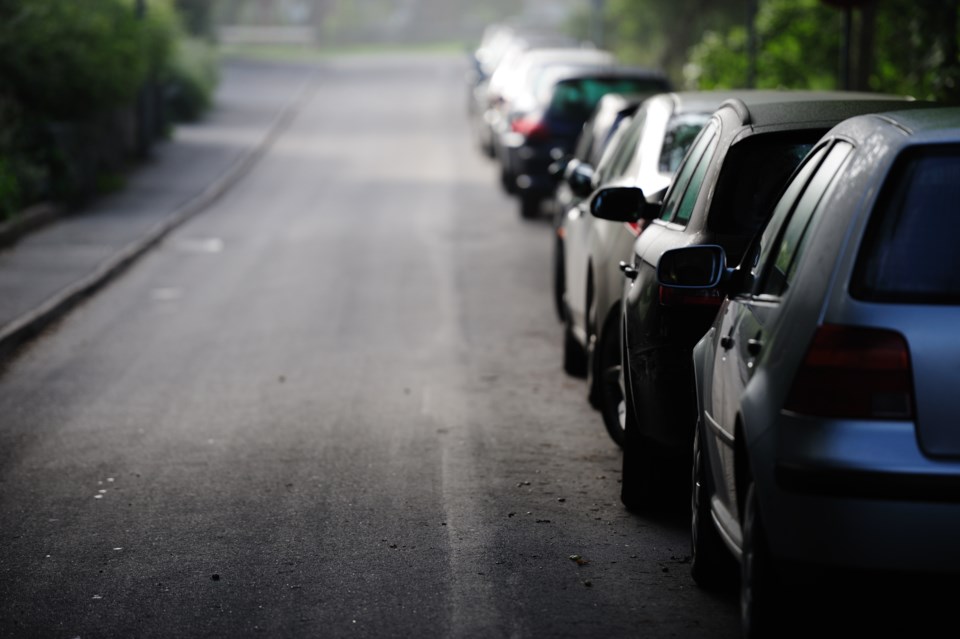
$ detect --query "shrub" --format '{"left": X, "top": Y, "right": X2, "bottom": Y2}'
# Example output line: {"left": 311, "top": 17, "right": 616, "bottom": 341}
{"left": 0, "top": 0, "right": 218, "bottom": 214}
{"left": 164, "top": 35, "right": 220, "bottom": 122}
{"left": 0, "top": 0, "right": 153, "bottom": 119}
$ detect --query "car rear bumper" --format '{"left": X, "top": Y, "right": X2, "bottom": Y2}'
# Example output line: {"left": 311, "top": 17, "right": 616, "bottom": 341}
{"left": 754, "top": 414, "right": 960, "bottom": 574}
{"left": 502, "top": 134, "right": 568, "bottom": 198}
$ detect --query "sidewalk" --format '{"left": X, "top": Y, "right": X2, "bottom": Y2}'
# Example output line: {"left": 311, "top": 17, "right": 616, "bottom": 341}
{"left": 0, "top": 58, "right": 315, "bottom": 363}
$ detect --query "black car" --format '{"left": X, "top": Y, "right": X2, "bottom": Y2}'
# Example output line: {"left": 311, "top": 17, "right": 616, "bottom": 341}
{"left": 590, "top": 91, "right": 926, "bottom": 510}
{"left": 497, "top": 64, "right": 671, "bottom": 218}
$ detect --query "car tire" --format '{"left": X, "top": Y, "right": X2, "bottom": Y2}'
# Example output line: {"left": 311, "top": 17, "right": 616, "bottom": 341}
{"left": 519, "top": 194, "right": 541, "bottom": 219}
{"left": 562, "top": 319, "right": 587, "bottom": 378}
{"left": 501, "top": 167, "right": 518, "bottom": 195}
{"left": 741, "top": 480, "right": 780, "bottom": 639}
{"left": 619, "top": 321, "right": 664, "bottom": 511}
{"left": 595, "top": 311, "right": 626, "bottom": 447}
{"left": 619, "top": 410, "right": 662, "bottom": 510}
{"left": 553, "top": 235, "right": 566, "bottom": 323}
{"left": 481, "top": 136, "right": 496, "bottom": 159}
{"left": 690, "top": 425, "right": 735, "bottom": 589}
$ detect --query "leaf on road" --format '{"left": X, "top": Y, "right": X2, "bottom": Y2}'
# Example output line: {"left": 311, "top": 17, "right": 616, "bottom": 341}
{"left": 569, "top": 554, "right": 590, "bottom": 566}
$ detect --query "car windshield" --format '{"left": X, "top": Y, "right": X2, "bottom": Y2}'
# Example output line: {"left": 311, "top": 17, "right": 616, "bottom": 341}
{"left": 852, "top": 144, "right": 960, "bottom": 304}
{"left": 659, "top": 113, "right": 712, "bottom": 174}
{"left": 547, "top": 77, "right": 668, "bottom": 119}
{"left": 707, "top": 131, "right": 821, "bottom": 240}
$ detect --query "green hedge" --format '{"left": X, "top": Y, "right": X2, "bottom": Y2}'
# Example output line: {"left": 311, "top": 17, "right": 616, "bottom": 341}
{"left": 0, "top": 0, "right": 219, "bottom": 220}
{"left": 164, "top": 35, "right": 220, "bottom": 123}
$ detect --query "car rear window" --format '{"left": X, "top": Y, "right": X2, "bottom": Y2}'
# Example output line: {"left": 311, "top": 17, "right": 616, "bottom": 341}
{"left": 548, "top": 77, "right": 669, "bottom": 119}
{"left": 852, "top": 145, "right": 960, "bottom": 304}
{"left": 707, "top": 131, "right": 820, "bottom": 237}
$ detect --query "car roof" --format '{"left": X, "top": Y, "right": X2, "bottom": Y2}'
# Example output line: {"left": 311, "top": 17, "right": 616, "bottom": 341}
{"left": 539, "top": 64, "right": 669, "bottom": 84}
{"left": 596, "top": 92, "right": 650, "bottom": 111}
{"left": 869, "top": 106, "right": 960, "bottom": 134}
{"left": 807, "top": 106, "right": 960, "bottom": 157}
{"left": 657, "top": 90, "right": 775, "bottom": 114}
{"left": 715, "top": 90, "right": 921, "bottom": 129}
{"left": 513, "top": 47, "right": 615, "bottom": 63}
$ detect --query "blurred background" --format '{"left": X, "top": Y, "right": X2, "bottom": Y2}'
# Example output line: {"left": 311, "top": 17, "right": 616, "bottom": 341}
{"left": 1, "top": 0, "right": 957, "bottom": 223}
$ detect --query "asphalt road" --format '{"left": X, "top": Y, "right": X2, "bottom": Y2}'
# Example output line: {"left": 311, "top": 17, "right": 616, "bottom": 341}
{"left": 0, "top": 54, "right": 740, "bottom": 638}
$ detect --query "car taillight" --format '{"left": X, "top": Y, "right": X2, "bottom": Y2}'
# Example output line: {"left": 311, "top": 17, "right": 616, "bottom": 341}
{"left": 658, "top": 286, "right": 724, "bottom": 307}
{"left": 511, "top": 117, "right": 550, "bottom": 141}
{"left": 784, "top": 324, "right": 914, "bottom": 420}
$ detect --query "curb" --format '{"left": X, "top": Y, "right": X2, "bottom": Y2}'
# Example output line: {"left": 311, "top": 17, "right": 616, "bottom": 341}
{"left": 0, "top": 74, "right": 316, "bottom": 364}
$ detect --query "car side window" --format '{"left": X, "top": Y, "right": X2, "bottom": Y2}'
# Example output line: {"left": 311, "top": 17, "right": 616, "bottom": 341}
{"left": 759, "top": 141, "right": 853, "bottom": 297}
{"left": 674, "top": 134, "right": 718, "bottom": 224}
{"left": 604, "top": 108, "right": 647, "bottom": 180}
{"left": 573, "top": 120, "right": 596, "bottom": 162}
{"left": 737, "top": 144, "right": 829, "bottom": 296}
{"left": 659, "top": 121, "right": 718, "bottom": 223}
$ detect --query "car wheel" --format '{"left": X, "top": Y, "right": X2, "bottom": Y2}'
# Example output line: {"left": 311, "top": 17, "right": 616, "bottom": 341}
{"left": 553, "top": 235, "right": 566, "bottom": 323}
{"left": 501, "top": 167, "right": 518, "bottom": 195}
{"left": 741, "top": 480, "right": 780, "bottom": 639}
{"left": 481, "top": 136, "right": 496, "bottom": 159}
{"left": 595, "top": 311, "right": 626, "bottom": 447}
{"left": 519, "top": 194, "right": 541, "bottom": 219}
{"left": 619, "top": 322, "right": 663, "bottom": 511}
{"left": 562, "top": 319, "right": 587, "bottom": 378}
{"left": 690, "top": 425, "right": 735, "bottom": 589}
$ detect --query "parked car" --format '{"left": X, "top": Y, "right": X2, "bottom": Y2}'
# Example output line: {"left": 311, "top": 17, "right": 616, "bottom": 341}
{"left": 658, "top": 105, "right": 958, "bottom": 637}
{"left": 485, "top": 46, "right": 618, "bottom": 193}
{"left": 558, "top": 91, "right": 736, "bottom": 447}
{"left": 469, "top": 31, "right": 583, "bottom": 157}
{"left": 590, "top": 91, "right": 924, "bottom": 510}
{"left": 550, "top": 92, "right": 644, "bottom": 322}
{"left": 500, "top": 64, "right": 671, "bottom": 218}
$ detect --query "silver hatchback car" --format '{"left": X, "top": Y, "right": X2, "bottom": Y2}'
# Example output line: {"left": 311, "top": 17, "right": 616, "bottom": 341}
{"left": 657, "top": 106, "right": 959, "bottom": 637}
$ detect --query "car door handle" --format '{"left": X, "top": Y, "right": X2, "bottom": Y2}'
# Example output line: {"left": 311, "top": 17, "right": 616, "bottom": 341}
{"left": 619, "top": 261, "right": 639, "bottom": 280}
{"left": 747, "top": 338, "right": 763, "bottom": 356}
{"left": 720, "top": 336, "right": 734, "bottom": 350}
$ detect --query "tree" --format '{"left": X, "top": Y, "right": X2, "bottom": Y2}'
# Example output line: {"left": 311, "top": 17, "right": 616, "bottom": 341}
{"left": 687, "top": 0, "right": 839, "bottom": 90}
{"left": 603, "top": 0, "right": 743, "bottom": 82}
{"left": 683, "top": 0, "right": 960, "bottom": 102}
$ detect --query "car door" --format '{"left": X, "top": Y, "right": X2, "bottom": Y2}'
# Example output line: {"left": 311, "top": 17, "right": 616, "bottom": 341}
{"left": 704, "top": 140, "right": 854, "bottom": 528}
{"left": 566, "top": 108, "right": 642, "bottom": 336}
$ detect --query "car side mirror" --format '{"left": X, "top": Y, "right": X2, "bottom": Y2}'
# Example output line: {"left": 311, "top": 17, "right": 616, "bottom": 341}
{"left": 589, "top": 186, "right": 650, "bottom": 223}
{"left": 549, "top": 154, "right": 573, "bottom": 180}
{"left": 645, "top": 186, "right": 668, "bottom": 207}
{"left": 656, "top": 245, "right": 728, "bottom": 289}
{"left": 566, "top": 161, "right": 595, "bottom": 198}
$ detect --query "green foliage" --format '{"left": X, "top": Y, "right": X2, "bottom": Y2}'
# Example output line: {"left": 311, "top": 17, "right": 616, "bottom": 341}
{"left": 0, "top": 95, "right": 51, "bottom": 219}
{"left": 686, "top": 0, "right": 838, "bottom": 90}
{"left": 869, "top": 0, "right": 960, "bottom": 102}
{"left": 164, "top": 35, "right": 220, "bottom": 121}
{"left": 0, "top": 0, "right": 220, "bottom": 214}
{"left": 0, "top": 0, "right": 173, "bottom": 119}
{"left": 683, "top": 0, "right": 960, "bottom": 101}
{"left": 604, "top": 0, "right": 744, "bottom": 81}
{"left": 174, "top": 0, "right": 216, "bottom": 39}
{"left": 0, "top": 155, "right": 22, "bottom": 219}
